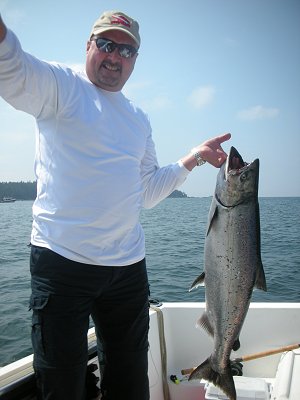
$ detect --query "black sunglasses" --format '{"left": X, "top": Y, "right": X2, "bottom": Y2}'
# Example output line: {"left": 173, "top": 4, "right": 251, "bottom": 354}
{"left": 93, "top": 37, "right": 138, "bottom": 59}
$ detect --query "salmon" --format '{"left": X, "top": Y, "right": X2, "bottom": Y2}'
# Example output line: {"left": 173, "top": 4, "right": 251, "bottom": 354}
{"left": 189, "top": 147, "right": 267, "bottom": 400}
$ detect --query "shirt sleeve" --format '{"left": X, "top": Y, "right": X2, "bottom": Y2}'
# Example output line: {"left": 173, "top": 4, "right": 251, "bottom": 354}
{"left": 141, "top": 132, "right": 190, "bottom": 209}
{"left": 0, "top": 29, "right": 58, "bottom": 118}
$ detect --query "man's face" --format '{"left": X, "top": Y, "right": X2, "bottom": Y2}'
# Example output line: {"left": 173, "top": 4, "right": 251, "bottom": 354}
{"left": 86, "top": 30, "right": 138, "bottom": 92}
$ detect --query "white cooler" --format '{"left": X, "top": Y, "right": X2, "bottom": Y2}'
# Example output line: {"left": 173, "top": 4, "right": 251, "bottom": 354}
{"left": 205, "top": 376, "right": 269, "bottom": 400}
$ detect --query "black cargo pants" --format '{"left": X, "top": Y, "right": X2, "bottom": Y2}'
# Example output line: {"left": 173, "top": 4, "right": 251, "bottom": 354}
{"left": 29, "top": 245, "right": 150, "bottom": 400}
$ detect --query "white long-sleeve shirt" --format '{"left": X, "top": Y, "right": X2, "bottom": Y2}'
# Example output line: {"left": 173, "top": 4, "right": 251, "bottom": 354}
{"left": 0, "top": 29, "right": 190, "bottom": 266}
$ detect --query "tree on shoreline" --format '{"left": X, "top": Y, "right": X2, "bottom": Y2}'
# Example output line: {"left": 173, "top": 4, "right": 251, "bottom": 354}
{"left": 0, "top": 181, "right": 37, "bottom": 200}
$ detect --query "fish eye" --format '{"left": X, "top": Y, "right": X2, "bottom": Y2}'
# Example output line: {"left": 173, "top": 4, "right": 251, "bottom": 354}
{"left": 240, "top": 172, "right": 248, "bottom": 181}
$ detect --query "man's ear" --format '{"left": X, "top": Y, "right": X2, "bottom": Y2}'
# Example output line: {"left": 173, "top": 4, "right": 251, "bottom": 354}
{"left": 86, "top": 41, "right": 91, "bottom": 52}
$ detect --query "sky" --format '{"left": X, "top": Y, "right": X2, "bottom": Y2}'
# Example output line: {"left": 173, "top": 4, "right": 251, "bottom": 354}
{"left": 0, "top": 0, "right": 299, "bottom": 197}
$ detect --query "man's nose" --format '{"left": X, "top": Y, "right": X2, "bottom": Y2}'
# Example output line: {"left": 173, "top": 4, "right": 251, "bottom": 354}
{"left": 107, "top": 47, "right": 122, "bottom": 61}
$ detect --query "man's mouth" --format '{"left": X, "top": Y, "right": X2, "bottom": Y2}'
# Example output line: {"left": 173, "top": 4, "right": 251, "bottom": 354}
{"left": 102, "top": 61, "right": 121, "bottom": 72}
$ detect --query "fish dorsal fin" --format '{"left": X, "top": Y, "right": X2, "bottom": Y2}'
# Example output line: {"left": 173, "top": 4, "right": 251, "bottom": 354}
{"left": 197, "top": 312, "right": 214, "bottom": 337}
{"left": 255, "top": 260, "right": 267, "bottom": 291}
{"left": 189, "top": 272, "right": 205, "bottom": 291}
{"left": 206, "top": 200, "right": 218, "bottom": 237}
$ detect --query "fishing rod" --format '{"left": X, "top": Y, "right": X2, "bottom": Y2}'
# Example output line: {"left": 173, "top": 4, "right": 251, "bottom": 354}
{"left": 231, "top": 343, "right": 299, "bottom": 363}
{"left": 181, "top": 343, "right": 300, "bottom": 376}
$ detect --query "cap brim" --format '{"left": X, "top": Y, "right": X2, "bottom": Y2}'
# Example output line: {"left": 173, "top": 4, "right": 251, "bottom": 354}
{"left": 91, "top": 27, "right": 140, "bottom": 47}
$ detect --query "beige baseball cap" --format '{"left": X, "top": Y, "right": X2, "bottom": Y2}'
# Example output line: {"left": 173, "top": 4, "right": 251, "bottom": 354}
{"left": 90, "top": 11, "right": 140, "bottom": 47}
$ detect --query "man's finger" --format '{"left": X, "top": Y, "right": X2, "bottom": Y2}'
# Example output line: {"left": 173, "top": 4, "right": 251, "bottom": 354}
{"left": 217, "top": 132, "right": 231, "bottom": 143}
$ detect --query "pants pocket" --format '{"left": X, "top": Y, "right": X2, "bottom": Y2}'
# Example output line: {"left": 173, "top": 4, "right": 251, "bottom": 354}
{"left": 29, "top": 295, "right": 50, "bottom": 357}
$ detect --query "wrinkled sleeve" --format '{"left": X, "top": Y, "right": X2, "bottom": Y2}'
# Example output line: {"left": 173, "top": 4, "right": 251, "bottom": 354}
{"left": 0, "top": 29, "right": 58, "bottom": 118}
{"left": 141, "top": 132, "right": 190, "bottom": 209}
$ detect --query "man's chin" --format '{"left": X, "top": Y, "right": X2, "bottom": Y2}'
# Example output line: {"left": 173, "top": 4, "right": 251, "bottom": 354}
{"left": 96, "top": 75, "right": 122, "bottom": 91}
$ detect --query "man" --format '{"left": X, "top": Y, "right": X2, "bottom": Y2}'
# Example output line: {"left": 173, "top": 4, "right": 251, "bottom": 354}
{"left": 0, "top": 10, "right": 230, "bottom": 400}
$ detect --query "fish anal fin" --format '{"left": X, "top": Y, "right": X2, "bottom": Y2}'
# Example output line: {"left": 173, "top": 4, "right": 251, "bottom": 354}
{"left": 255, "top": 261, "right": 267, "bottom": 291}
{"left": 189, "top": 272, "right": 205, "bottom": 291}
{"left": 197, "top": 312, "right": 214, "bottom": 337}
{"left": 189, "top": 358, "right": 236, "bottom": 400}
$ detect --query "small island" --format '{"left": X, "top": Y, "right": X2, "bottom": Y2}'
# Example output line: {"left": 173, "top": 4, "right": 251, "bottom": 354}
{"left": 168, "top": 190, "right": 188, "bottom": 198}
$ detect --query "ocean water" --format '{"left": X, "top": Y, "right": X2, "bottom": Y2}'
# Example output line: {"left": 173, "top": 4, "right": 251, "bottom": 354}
{"left": 0, "top": 197, "right": 299, "bottom": 367}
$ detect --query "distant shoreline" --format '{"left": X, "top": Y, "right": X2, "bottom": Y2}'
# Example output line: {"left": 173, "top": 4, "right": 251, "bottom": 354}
{"left": 0, "top": 181, "right": 188, "bottom": 200}
{"left": 1, "top": 182, "right": 299, "bottom": 200}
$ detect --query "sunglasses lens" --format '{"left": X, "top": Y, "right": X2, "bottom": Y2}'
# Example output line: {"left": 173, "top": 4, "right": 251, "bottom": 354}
{"left": 119, "top": 45, "right": 132, "bottom": 58}
{"left": 119, "top": 46, "right": 135, "bottom": 58}
{"left": 95, "top": 39, "right": 114, "bottom": 53}
{"left": 105, "top": 42, "right": 115, "bottom": 53}
{"left": 95, "top": 38, "right": 137, "bottom": 58}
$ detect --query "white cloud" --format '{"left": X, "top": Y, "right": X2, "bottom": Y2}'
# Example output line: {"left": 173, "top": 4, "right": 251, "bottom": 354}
{"left": 188, "top": 85, "right": 215, "bottom": 109}
{"left": 237, "top": 105, "right": 279, "bottom": 121}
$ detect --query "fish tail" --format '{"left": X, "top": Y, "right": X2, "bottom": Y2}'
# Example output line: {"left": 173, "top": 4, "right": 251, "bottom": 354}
{"left": 189, "top": 357, "right": 236, "bottom": 400}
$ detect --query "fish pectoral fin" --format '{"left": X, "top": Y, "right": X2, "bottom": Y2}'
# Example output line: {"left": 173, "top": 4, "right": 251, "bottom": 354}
{"left": 197, "top": 312, "right": 214, "bottom": 337}
{"left": 255, "top": 260, "right": 267, "bottom": 291}
{"left": 189, "top": 272, "right": 205, "bottom": 291}
{"left": 189, "top": 358, "right": 236, "bottom": 400}
{"left": 206, "top": 200, "right": 218, "bottom": 237}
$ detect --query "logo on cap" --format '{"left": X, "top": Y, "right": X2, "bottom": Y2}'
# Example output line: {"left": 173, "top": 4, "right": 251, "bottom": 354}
{"left": 111, "top": 15, "right": 131, "bottom": 28}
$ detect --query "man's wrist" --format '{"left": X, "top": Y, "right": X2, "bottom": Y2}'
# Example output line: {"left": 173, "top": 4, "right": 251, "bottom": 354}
{"left": 191, "top": 148, "right": 206, "bottom": 167}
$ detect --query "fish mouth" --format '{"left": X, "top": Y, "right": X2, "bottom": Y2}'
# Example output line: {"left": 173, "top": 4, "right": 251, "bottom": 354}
{"left": 225, "top": 146, "right": 249, "bottom": 180}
